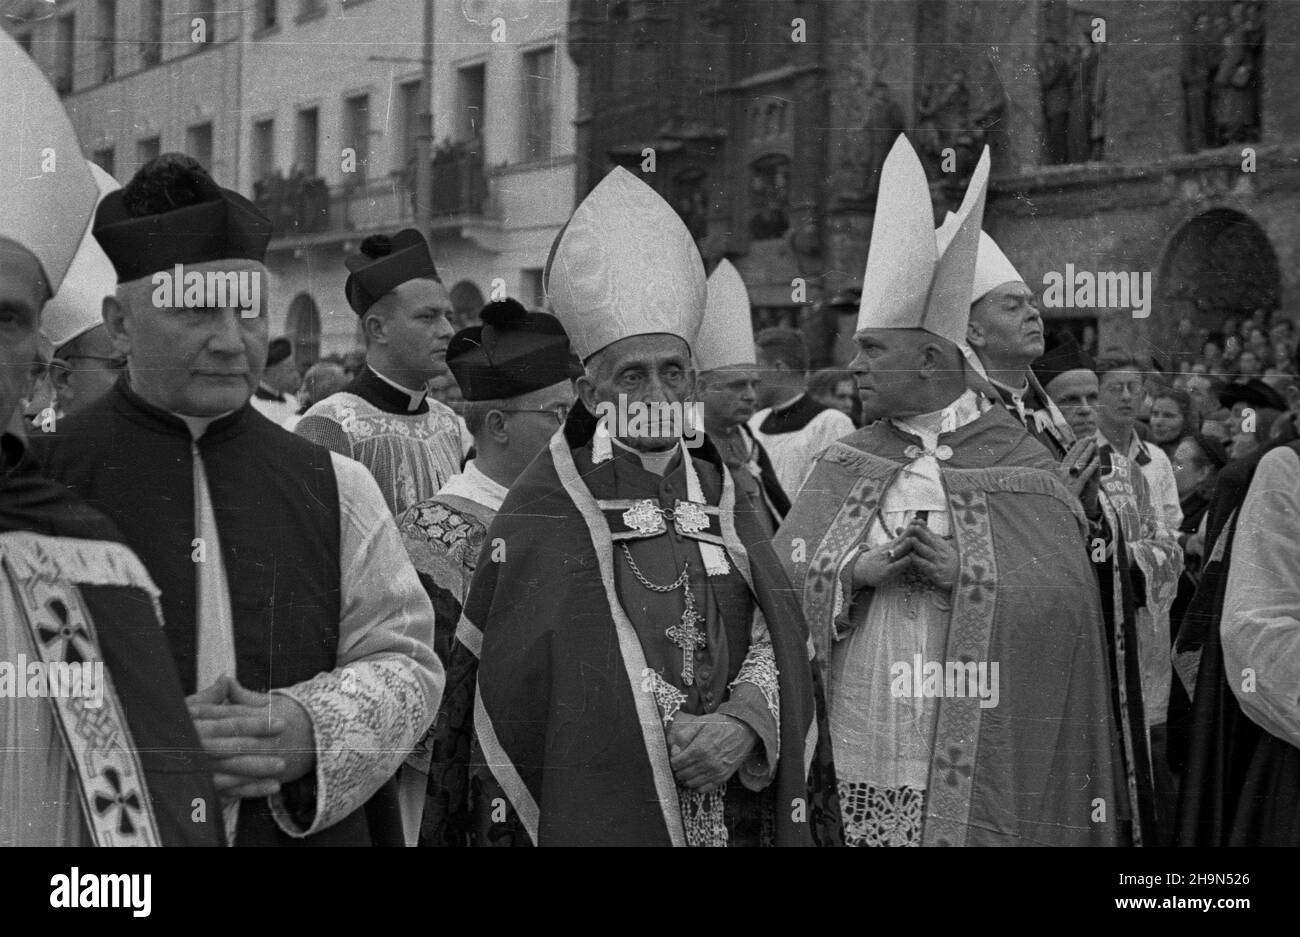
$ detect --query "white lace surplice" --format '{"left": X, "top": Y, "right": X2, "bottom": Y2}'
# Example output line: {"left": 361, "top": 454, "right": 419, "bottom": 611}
{"left": 830, "top": 390, "right": 987, "bottom": 847}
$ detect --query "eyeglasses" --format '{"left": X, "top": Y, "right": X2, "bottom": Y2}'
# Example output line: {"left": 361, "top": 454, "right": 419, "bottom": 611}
{"left": 1100, "top": 381, "right": 1142, "bottom": 397}
{"left": 60, "top": 354, "right": 128, "bottom": 370}
{"left": 498, "top": 403, "right": 570, "bottom": 425}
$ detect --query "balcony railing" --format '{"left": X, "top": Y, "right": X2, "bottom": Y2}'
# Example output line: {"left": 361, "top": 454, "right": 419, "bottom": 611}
{"left": 254, "top": 144, "right": 487, "bottom": 242}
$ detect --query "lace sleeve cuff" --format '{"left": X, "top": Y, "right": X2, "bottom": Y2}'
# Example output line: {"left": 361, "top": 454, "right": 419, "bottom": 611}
{"left": 269, "top": 657, "right": 433, "bottom": 838}
{"left": 723, "top": 642, "right": 780, "bottom": 791}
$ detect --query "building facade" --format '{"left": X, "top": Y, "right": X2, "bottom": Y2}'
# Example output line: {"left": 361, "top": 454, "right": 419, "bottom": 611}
{"left": 9, "top": 0, "right": 578, "bottom": 364}
{"left": 569, "top": 0, "right": 1290, "bottom": 371}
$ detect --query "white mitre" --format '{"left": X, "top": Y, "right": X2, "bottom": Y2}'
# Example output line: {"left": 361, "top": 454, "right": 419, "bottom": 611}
{"left": 856, "top": 135, "right": 990, "bottom": 349}
{"left": 544, "top": 166, "right": 706, "bottom": 361}
{"left": 935, "top": 213, "right": 1024, "bottom": 306}
{"left": 695, "top": 259, "right": 754, "bottom": 372}
{"left": 0, "top": 30, "right": 98, "bottom": 296}
{"left": 42, "top": 163, "right": 122, "bottom": 350}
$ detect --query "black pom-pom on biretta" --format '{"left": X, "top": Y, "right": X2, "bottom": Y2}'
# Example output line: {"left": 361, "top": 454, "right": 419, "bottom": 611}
{"left": 479, "top": 298, "right": 529, "bottom": 330}
{"left": 121, "top": 153, "right": 223, "bottom": 218}
{"left": 447, "top": 298, "right": 582, "bottom": 401}
{"left": 343, "top": 228, "right": 439, "bottom": 316}
{"left": 93, "top": 151, "right": 271, "bottom": 282}
{"left": 359, "top": 234, "right": 394, "bottom": 259}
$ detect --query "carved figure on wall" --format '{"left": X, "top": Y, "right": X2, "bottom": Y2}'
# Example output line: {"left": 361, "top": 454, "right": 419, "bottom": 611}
{"left": 861, "top": 75, "right": 906, "bottom": 197}
{"left": 1067, "top": 15, "right": 1106, "bottom": 163}
{"left": 1039, "top": 37, "right": 1072, "bottom": 164}
{"left": 749, "top": 153, "right": 790, "bottom": 241}
{"left": 917, "top": 67, "right": 1004, "bottom": 181}
{"left": 1214, "top": 0, "right": 1264, "bottom": 145}
{"left": 673, "top": 167, "right": 710, "bottom": 242}
{"left": 1181, "top": 11, "right": 1222, "bottom": 151}
{"left": 916, "top": 68, "right": 971, "bottom": 167}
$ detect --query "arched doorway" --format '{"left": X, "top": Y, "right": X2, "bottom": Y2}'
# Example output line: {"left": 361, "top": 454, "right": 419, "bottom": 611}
{"left": 449, "top": 279, "right": 485, "bottom": 330}
{"left": 1158, "top": 209, "right": 1279, "bottom": 342}
{"left": 285, "top": 293, "right": 321, "bottom": 371}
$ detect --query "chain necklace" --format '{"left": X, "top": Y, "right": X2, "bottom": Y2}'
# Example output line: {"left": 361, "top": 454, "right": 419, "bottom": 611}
{"left": 620, "top": 543, "right": 706, "bottom": 686}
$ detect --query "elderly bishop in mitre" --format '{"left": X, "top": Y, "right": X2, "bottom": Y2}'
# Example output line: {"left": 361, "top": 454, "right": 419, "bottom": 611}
{"left": 778, "top": 136, "right": 1126, "bottom": 846}
{"left": 458, "top": 167, "right": 839, "bottom": 846}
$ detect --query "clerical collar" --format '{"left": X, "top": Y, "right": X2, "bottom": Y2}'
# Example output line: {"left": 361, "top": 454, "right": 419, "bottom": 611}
{"left": 612, "top": 436, "right": 679, "bottom": 476}
{"left": 253, "top": 382, "right": 285, "bottom": 403}
{"left": 108, "top": 377, "right": 250, "bottom": 444}
{"left": 758, "top": 393, "right": 827, "bottom": 435}
{"left": 368, "top": 366, "right": 427, "bottom": 412}
{"left": 891, "top": 389, "right": 985, "bottom": 449}
{"left": 990, "top": 376, "right": 1030, "bottom": 405}
{"left": 437, "top": 459, "right": 509, "bottom": 513}
{"left": 772, "top": 392, "right": 805, "bottom": 413}
{"left": 176, "top": 410, "right": 239, "bottom": 441}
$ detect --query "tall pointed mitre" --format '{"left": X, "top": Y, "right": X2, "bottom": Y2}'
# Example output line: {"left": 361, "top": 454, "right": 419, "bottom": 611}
{"left": 695, "top": 259, "right": 755, "bottom": 372}
{"left": 856, "top": 135, "right": 990, "bottom": 348}
{"left": 42, "top": 163, "right": 122, "bottom": 350}
{"left": 0, "top": 31, "right": 97, "bottom": 296}
{"left": 544, "top": 167, "right": 706, "bottom": 361}
{"left": 935, "top": 212, "right": 1024, "bottom": 305}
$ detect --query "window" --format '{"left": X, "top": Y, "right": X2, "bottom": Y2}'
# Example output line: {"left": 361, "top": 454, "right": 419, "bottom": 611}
{"left": 456, "top": 64, "right": 486, "bottom": 142}
{"left": 344, "top": 94, "right": 370, "bottom": 183}
{"left": 187, "top": 122, "right": 214, "bottom": 173}
{"left": 521, "top": 47, "right": 555, "bottom": 160}
{"left": 137, "top": 136, "right": 161, "bottom": 170}
{"left": 295, "top": 107, "right": 319, "bottom": 176}
{"left": 56, "top": 13, "right": 75, "bottom": 94}
{"left": 253, "top": 119, "right": 275, "bottom": 182}
{"left": 141, "top": 0, "right": 163, "bottom": 67}
{"left": 397, "top": 80, "right": 422, "bottom": 174}
{"left": 256, "top": 0, "right": 278, "bottom": 32}
{"left": 96, "top": 0, "right": 116, "bottom": 82}
{"left": 92, "top": 147, "right": 116, "bottom": 179}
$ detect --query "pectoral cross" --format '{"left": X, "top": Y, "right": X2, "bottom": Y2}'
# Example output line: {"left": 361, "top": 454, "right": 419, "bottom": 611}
{"left": 665, "top": 586, "right": 706, "bottom": 686}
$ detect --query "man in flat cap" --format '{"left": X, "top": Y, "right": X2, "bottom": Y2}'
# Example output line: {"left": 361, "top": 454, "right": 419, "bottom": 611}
{"left": 1, "top": 32, "right": 220, "bottom": 846}
{"left": 779, "top": 137, "right": 1126, "bottom": 846}
{"left": 34, "top": 153, "right": 442, "bottom": 846}
{"left": 459, "top": 168, "right": 838, "bottom": 846}
{"left": 400, "top": 297, "right": 580, "bottom": 845}
{"left": 249, "top": 336, "right": 299, "bottom": 426}
{"left": 697, "top": 260, "right": 788, "bottom": 539}
{"left": 295, "top": 229, "right": 468, "bottom": 518}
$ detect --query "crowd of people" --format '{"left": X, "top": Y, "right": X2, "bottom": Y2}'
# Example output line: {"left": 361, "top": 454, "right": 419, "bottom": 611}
{"left": 3, "top": 29, "right": 1297, "bottom": 848}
